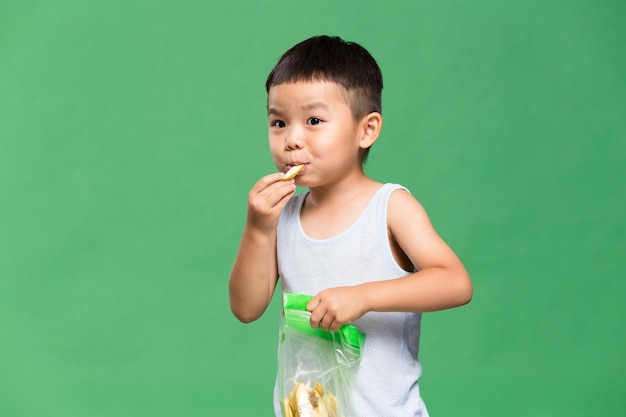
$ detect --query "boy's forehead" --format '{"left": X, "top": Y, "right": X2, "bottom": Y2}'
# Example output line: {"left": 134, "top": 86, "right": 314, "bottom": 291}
{"left": 267, "top": 80, "right": 348, "bottom": 108}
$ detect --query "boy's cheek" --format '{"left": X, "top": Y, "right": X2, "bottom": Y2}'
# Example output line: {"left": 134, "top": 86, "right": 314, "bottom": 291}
{"left": 268, "top": 141, "right": 283, "bottom": 157}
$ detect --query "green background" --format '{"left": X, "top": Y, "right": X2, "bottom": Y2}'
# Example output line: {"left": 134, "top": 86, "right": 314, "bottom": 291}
{"left": 1, "top": 1, "right": 624, "bottom": 416}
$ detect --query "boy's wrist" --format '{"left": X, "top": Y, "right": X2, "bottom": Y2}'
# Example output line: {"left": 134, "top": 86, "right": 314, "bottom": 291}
{"left": 243, "top": 223, "right": 275, "bottom": 241}
{"left": 355, "top": 283, "right": 376, "bottom": 315}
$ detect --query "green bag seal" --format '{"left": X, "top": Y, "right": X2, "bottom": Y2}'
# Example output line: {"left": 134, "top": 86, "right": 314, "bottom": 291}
{"left": 282, "top": 293, "right": 365, "bottom": 359}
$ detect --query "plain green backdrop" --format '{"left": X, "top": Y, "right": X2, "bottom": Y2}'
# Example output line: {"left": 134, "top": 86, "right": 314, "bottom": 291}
{"left": 1, "top": 1, "right": 624, "bottom": 416}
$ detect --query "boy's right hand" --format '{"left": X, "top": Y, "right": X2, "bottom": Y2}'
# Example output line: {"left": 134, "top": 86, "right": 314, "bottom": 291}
{"left": 246, "top": 172, "right": 296, "bottom": 234}
{"left": 230, "top": 172, "right": 293, "bottom": 323}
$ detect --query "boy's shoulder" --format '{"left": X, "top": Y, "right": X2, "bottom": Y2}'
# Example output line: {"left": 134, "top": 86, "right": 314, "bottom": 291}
{"left": 386, "top": 183, "right": 432, "bottom": 231}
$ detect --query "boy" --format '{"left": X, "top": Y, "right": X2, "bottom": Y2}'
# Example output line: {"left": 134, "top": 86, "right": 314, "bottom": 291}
{"left": 229, "top": 35, "right": 472, "bottom": 416}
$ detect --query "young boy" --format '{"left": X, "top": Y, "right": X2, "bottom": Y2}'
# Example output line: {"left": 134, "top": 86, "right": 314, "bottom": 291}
{"left": 229, "top": 35, "right": 472, "bottom": 416}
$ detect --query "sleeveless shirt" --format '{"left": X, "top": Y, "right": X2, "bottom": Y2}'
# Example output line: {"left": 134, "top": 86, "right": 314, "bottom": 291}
{"left": 274, "top": 183, "right": 429, "bottom": 417}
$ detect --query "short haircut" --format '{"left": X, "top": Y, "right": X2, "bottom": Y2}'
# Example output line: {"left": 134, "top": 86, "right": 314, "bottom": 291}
{"left": 265, "top": 35, "right": 383, "bottom": 121}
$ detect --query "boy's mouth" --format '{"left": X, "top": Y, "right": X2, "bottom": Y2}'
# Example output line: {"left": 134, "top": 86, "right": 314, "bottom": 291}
{"left": 282, "top": 164, "right": 305, "bottom": 181}
{"left": 286, "top": 162, "right": 307, "bottom": 171}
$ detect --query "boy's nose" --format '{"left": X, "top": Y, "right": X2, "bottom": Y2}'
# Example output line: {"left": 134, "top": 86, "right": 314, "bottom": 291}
{"left": 284, "top": 130, "right": 304, "bottom": 149}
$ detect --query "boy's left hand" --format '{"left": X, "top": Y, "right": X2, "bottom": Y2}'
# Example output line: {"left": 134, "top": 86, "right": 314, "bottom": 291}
{"left": 306, "top": 286, "right": 365, "bottom": 331}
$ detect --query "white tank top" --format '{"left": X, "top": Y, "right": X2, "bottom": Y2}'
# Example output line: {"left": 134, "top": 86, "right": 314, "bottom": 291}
{"left": 274, "top": 183, "right": 429, "bottom": 416}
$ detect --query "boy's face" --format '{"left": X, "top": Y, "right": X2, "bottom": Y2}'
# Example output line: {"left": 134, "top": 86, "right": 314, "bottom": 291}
{"left": 267, "top": 81, "right": 367, "bottom": 188}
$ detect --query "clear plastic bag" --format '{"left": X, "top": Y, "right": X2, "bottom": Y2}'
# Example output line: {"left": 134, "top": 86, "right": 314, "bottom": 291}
{"left": 278, "top": 293, "right": 365, "bottom": 417}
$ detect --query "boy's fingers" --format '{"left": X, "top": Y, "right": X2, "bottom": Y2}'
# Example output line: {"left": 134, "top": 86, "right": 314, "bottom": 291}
{"left": 327, "top": 321, "right": 341, "bottom": 332}
{"left": 255, "top": 172, "right": 290, "bottom": 189}
{"left": 249, "top": 173, "right": 295, "bottom": 207}
{"left": 315, "top": 317, "right": 324, "bottom": 329}
{"left": 307, "top": 297, "right": 323, "bottom": 328}
{"left": 314, "top": 314, "right": 341, "bottom": 331}
{"left": 306, "top": 297, "right": 320, "bottom": 313}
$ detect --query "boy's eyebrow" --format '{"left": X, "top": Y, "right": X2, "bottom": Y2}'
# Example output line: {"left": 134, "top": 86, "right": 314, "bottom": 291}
{"left": 267, "top": 107, "right": 282, "bottom": 116}
{"left": 301, "top": 101, "right": 329, "bottom": 111}
{"left": 267, "top": 102, "right": 329, "bottom": 116}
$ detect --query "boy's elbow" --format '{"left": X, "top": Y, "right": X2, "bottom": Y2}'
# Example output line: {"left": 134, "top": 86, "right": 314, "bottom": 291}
{"left": 233, "top": 314, "right": 254, "bottom": 324}
{"left": 460, "top": 286, "right": 473, "bottom": 306}
{"left": 230, "top": 301, "right": 263, "bottom": 324}
{"left": 232, "top": 310, "right": 260, "bottom": 324}
{"left": 229, "top": 286, "right": 264, "bottom": 323}
{"left": 457, "top": 273, "right": 473, "bottom": 306}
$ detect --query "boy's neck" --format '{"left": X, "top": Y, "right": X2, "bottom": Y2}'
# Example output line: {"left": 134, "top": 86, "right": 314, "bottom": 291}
{"left": 299, "top": 173, "right": 383, "bottom": 240}
{"left": 305, "top": 172, "right": 380, "bottom": 208}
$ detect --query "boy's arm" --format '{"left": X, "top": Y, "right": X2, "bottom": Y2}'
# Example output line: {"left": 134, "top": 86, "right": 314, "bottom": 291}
{"left": 375, "top": 188, "right": 472, "bottom": 311}
{"left": 229, "top": 173, "right": 296, "bottom": 323}
{"left": 307, "top": 189, "right": 472, "bottom": 331}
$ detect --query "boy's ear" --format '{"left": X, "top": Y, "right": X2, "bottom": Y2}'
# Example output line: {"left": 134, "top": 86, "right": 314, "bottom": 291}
{"left": 359, "top": 112, "right": 383, "bottom": 150}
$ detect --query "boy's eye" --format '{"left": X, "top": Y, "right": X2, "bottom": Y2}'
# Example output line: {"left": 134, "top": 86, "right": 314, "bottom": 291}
{"left": 307, "top": 117, "right": 322, "bottom": 126}
{"left": 271, "top": 120, "right": 286, "bottom": 128}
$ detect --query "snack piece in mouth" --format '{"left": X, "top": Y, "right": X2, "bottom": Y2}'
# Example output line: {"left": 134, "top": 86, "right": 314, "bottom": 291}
{"left": 281, "top": 164, "right": 305, "bottom": 181}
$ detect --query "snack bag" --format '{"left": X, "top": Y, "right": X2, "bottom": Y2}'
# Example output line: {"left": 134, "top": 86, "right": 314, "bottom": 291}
{"left": 279, "top": 293, "right": 365, "bottom": 417}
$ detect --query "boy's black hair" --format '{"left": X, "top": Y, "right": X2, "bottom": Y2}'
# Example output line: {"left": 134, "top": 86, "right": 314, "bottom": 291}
{"left": 265, "top": 35, "right": 383, "bottom": 120}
